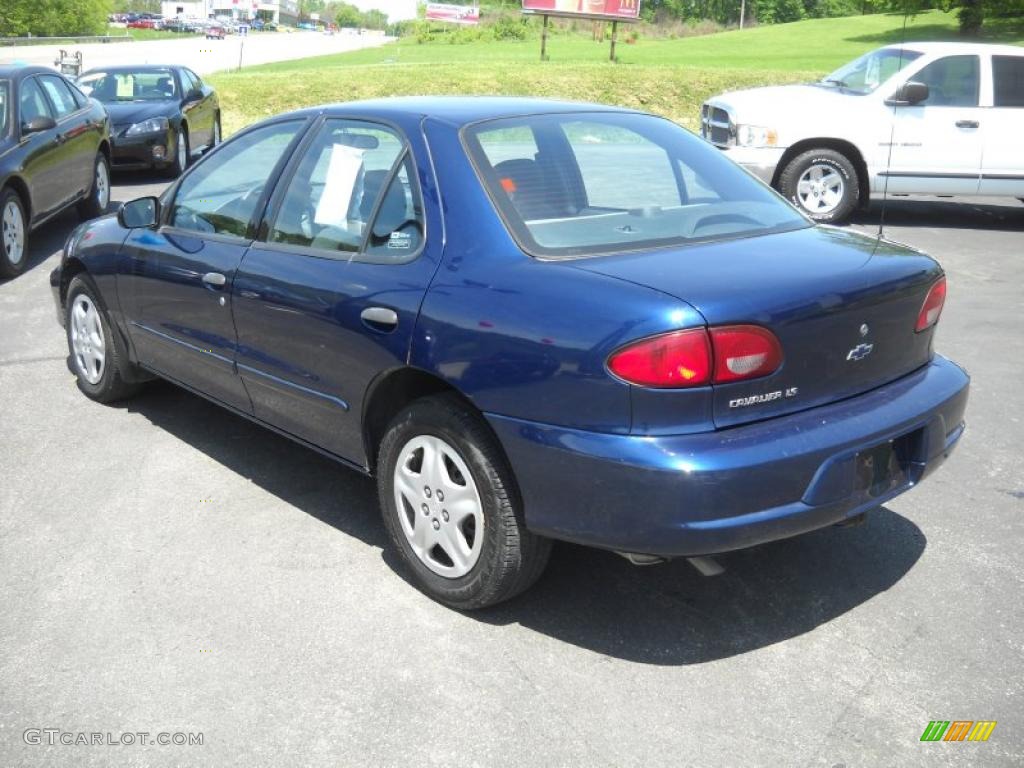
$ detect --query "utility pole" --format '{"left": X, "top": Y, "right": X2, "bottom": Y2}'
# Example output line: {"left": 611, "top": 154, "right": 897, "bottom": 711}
{"left": 740, "top": 0, "right": 746, "bottom": 29}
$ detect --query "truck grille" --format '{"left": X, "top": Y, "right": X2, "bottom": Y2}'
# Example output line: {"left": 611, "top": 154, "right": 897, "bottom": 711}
{"left": 700, "top": 104, "right": 733, "bottom": 147}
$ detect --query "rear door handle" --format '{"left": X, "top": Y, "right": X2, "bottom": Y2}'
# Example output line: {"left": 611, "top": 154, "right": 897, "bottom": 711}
{"left": 202, "top": 272, "right": 226, "bottom": 288}
{"left": 955, "top": 120, "right": 979, "bottom": 129}
{"left": 361, "top": 306, "right": 398, "bottom": 332}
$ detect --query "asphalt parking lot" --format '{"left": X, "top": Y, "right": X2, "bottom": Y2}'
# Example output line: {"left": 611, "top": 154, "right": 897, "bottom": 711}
{"left": 1, "top": 175, "right": 1022, "bottom": 766}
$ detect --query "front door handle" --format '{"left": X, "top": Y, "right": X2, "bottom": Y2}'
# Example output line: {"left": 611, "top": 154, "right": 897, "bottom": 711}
{"left": 955, "top": 120, "right": 979, "bottom": 129}
{"left": 202, "top": 272, "right": 226, "bottom": 288}
{"left": 361, "top": 306, "right": 398, "bottom": 332}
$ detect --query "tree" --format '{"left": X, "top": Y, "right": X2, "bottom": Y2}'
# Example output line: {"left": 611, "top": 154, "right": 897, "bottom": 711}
{"left": 889, "top": 0, "right": 1020, "bottom": 37}
{"left": 0, "top": 0, "right": 112, "bottom": 37}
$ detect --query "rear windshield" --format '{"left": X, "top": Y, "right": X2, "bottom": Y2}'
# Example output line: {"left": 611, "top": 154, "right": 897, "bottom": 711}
{"left": 463, "top": 112, "right": 809, "bottom": 259}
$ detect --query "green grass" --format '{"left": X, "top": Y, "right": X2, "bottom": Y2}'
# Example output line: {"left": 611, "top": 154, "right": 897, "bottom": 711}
{"left": 208, "top": 10, "right": 1023, "bottom": 135}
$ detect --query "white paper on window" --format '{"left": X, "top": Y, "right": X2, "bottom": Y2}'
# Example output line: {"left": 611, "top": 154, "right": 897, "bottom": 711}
{"left": 314, "top": 143, "right": 365, "bottom": 228}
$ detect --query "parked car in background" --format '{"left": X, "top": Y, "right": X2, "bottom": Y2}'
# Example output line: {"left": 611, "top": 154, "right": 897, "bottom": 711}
{"left": 206, "top": 24, "right": 226, "bottom": 39}
{"left": 127, "top": 18, "right": 155, "bottom": 29}
{"left": 77, "top": 65, "right": 220, "bottom": 177}
{"left": 701, "top": 42, "right": 1024, "bottom": 222}
{"left": 0, "top": 65, "right": 110, "bottom": 278}
{"left": 49, "top": 98, "right": 968, "bottom": 608}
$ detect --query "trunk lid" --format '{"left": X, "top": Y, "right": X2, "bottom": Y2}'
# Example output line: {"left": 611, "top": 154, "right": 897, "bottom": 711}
{"left": 571, "top": 226, "right": 942, "bottom": 429}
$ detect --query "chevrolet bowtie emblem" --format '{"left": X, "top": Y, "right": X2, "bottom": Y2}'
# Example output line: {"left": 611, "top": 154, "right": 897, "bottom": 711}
{"left": 846, "top": 342, "right": 874, "bottom": 362}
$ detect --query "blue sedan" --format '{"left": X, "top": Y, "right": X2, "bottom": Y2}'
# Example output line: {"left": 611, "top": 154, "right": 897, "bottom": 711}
{"left": 49, "top": 98, "right": 969, "bottom": 609}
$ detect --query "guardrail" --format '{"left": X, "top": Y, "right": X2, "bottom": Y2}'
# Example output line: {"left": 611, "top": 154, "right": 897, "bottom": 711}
{"left": 0, "top": 35, "right": 133, "bottom": 47}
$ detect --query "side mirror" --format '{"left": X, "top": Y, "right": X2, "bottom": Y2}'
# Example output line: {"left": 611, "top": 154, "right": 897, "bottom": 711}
{"left": 118, "top": 196, "right": 160, "bottom": 229}
{"left": 22, "top": 115, "right": 57, "bottom": 135}
{"left": 890, "top": 81, "right": 929, "bottom": 106}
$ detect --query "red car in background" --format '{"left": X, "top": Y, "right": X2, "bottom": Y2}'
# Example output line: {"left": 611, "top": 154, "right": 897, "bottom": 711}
{"left": 205, "top": 25, "right": 226, "bottom": 39}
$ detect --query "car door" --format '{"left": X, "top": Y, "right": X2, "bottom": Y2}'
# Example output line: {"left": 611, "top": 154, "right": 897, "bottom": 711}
{"left": 120, "top": 118, "right": 307, "bottom": 412}
{"left": 188, "top": 69, "right": 217, "bottom": 147}
{"left": 37, "top": 74, "right": 95, "bottom": 205}
{"left": 15, "top": 76, "right": 63, "bottom": 222}
{"left": 979, "top": 53, "right": 1024, "bottom": 197}
{"left": 886, "top": 54, "right": 984, "bottom": 196}
{"left": 231, "top": 117, "right": 438, "bottom": 465}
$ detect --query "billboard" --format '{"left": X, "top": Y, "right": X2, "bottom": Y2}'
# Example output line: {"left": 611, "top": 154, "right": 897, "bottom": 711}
{"left": 425, "top": 3, "right": 481, "bottom": 24}
{"left": 521, "top": 0, "right": 640, "bottom": 20}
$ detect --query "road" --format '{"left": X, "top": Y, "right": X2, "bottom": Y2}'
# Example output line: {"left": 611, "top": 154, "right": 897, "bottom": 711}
{"left": 0, "top": 179, "right": 1022, "bottom": 766}
{"left": 0, "top": 29, "right": 390, "bottom": 75}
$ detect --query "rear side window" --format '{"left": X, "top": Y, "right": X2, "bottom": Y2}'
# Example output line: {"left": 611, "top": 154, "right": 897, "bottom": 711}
{"left": 465, "top": 112, "right": 808, "bottom": 259}
{"left": 269, "top": 119, "right": 423, "bottom": 260}
{"left": 910, "top": 55, "right": 980, "bottom": 107}
{"left": 19, "top": 77, "right": 52, "bottom": 126}
{"left": 993, "top": 56, "right": 1024, "bottom": 107}
{"left": 38, "top": 75, "right": 79, "bottom": 118}
{"left": 0, "top": 81, "right": 8, "bottom": 137}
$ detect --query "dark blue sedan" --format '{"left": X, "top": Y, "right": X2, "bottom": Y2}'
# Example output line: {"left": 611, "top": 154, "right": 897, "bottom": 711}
{"left": 49, "top": 98, "right": 969, "bottom": 608}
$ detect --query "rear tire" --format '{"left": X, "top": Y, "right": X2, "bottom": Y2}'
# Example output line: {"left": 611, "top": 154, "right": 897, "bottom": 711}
{"left": 779, "top": 148, "right": 860, "bottom": 224}
{"left": 77, "top": 153, "right": 111, "bottom": 221}
{"left": 0, "top": 188, "right": 28, "bottom": 279}
{"left": 377, "top": 394, "right": 551, "bottom": 610}
{"left": 66, "top": 274, "right": 142, "bottom": 403}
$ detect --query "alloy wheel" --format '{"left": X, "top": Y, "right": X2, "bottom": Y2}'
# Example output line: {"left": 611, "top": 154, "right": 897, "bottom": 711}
{"left": 70, "top": 294, "right": 106, "bottom": 384}
{"left": 796, "top": 163, "right": 845, "bottom": 215}
{"left": 393, "top": 434, "right": 484, "bottom": 578}
{"left": 95, "top": 160, "right": 110, "bottom": 211}
{"left": 2, "top": 199, "right": 25, "bottom": 266}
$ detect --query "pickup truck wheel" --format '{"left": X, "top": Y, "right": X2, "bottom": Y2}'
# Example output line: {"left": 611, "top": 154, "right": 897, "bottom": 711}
{"left": 0, "top": 188, "right": 28, "bottom": 279}
{"left": 66, "top": 275, "right": 141, "bottom": 403}
{"left": 378, "top": 393, "right": 551, "bottom": 610}
{"left": 779, "top": 149, "right": 859, "bottom": 224}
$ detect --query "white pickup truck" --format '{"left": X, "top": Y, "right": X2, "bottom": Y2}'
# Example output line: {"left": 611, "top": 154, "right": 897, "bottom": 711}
{"left": 701, "top": 42, "right": 1024, "bottom": 222}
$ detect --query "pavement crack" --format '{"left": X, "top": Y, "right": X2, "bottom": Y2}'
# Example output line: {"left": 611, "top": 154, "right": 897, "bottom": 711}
{"left": 0, "top": 355, "right": 66, "bottom": 368}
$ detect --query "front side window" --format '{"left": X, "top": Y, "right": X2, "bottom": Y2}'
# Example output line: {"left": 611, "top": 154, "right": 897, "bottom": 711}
{"left": 993, "top": 55, "right": 1024, "bottom": 108}
{"left": 169, "top": 120, "right": 303, "bottom": 238}
{"left": 19, "top": 78, "right": 52, "bottom": 126}
{"left": 465, "top": 112, "right": 808, "bottom": 259}
{"left": 78, "top": 69, "right": 177, "bottom": 103}
{"left": 269, "top": 119, "right": 422, "bottom": 258}
{"left": 0, "top": 81, "right": 8, "bottom": 138}
{"left": 38, "top": 75, "right": 79, "bottom": 118}
{"left": 909, "top": 55, "right": 980, "bottom": 107}
{"left": 821, "top": 48, "right": 923, "bottom": 94}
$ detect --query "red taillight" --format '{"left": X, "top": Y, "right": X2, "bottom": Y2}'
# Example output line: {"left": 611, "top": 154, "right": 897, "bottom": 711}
{"left": 710, "top": 325, "right": 784, "bottom": 383}
{"left": 607, "top": 325, "right": 782, "bottom": 388}
{"left": 607, "top": 329, "right": 711, "bottom": 388}
{"left": 915, "top": 277, "right": 946, "bottom": 332}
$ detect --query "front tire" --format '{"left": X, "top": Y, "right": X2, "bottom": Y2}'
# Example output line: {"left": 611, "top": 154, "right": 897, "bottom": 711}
{"left": 779, "top": 148, "right": 860, "bottom": 224}
{"left": 0, "top": 188, "right": 28, "bottom": 279}
{"left": 77, "top": 153, "right": 111, "bottom": 221}
{"left": 66, "top": 275, "right": 141, "bottom": 403}
{"left": 165, "top": 127, "right": 189, "bottom": 178}
{"left": 378, "top": 394, "right": 551, "bottom": 610}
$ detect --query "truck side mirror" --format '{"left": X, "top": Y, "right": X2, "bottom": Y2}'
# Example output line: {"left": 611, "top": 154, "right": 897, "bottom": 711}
{"left": 890, "top": 81, "right": 929, "bottom": 106}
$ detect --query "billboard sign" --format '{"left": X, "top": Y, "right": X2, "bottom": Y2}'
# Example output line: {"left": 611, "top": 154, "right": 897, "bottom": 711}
{"left": 425, "top": 3, "right": 481, "bottom": 24}
{"left": 521, "top": 0, "right": 640, "bottom": 20}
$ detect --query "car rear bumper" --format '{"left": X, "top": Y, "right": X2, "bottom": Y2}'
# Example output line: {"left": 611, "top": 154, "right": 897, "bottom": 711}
{"left": 486, "top": 355, "right": 969, "bottom": 557}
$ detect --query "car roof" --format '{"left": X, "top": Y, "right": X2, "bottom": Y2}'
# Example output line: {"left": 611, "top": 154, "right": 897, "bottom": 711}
{"left": 279, "top": 96, "right": 640, "bottom": 127}
{"left": 0, "top": 64, "right": 66, "bottom": 80}
{"left": 881, "top": 41, "right": 1024, "bottom": 56}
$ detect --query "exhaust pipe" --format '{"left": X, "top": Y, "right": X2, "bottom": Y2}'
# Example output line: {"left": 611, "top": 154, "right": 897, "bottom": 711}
{"left": 615, "top": 551, "right": 726, "bottom": 576}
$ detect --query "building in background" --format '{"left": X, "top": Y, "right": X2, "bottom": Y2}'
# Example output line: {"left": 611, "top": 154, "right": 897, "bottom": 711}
{"left": 160, "top": 0, "right": 298, "bottom": 24}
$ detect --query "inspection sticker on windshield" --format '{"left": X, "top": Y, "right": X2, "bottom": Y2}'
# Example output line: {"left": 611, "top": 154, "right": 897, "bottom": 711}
{"left": 387, "top": 232, "right": 412, "bottom": 249}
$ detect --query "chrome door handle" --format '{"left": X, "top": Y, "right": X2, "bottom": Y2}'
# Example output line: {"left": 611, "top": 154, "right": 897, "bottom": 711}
{"left": 202, "top": 272, "right": 226, "bottom": 287}
{"left": 955, "top": 120, "right": 979, "bottom": 129}
{"left": 360, "top": 306, "right": 398, "bottom": 331}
